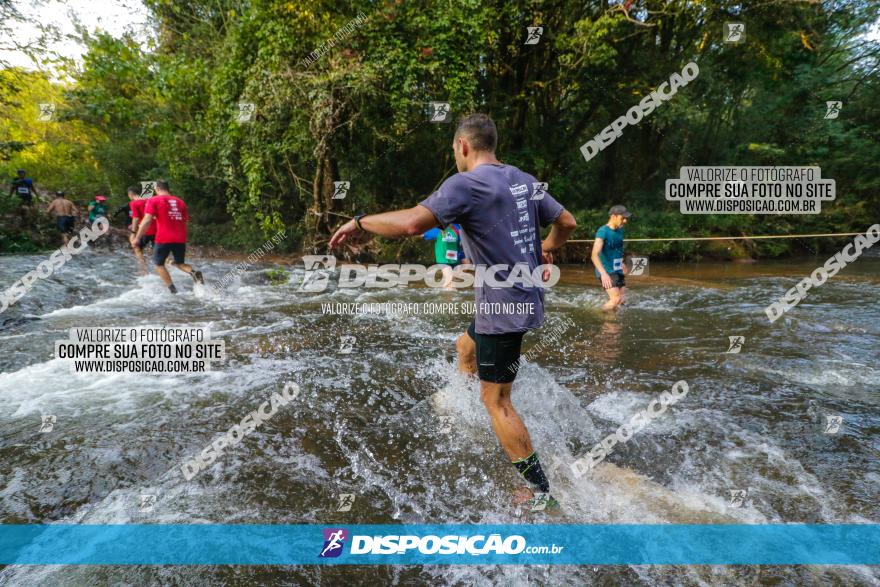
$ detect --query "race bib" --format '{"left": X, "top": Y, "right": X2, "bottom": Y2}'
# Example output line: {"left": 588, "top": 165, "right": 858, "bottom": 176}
{"left": 17, "top": 187, "right": 29, "bottom": 194}
{"left": 613, "top": 257, "right": 624, "bottom": 271}
{"left": 445, "top": 250, "right": 458, "bottom": 261}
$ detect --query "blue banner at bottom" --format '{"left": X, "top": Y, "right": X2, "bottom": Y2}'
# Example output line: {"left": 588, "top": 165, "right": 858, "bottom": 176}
{"left": 1, "top": 524, "right": 878, "bottom": 565}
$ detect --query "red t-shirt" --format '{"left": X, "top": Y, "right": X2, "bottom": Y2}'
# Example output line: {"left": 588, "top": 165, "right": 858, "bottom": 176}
{"left": 130, "top": 198, "right": 157, "bottom": 235}
{"left": 145, "top": 194, "right": 189, "bottom": 244}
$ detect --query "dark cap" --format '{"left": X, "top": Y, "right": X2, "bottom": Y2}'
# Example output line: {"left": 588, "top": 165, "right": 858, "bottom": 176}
{"left": 55, "top": 191, "right": 64, "bottom": 197}
{"left": 609, "top": 204, "right": 632, "bottom": 218}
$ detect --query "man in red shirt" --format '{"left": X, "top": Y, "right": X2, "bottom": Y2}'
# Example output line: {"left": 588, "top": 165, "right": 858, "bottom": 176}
{"left": 130, "top": 179, "right": 204, "bottom": 293}
{"left": 127, "top": 185, "right": 156, "bottom": 263}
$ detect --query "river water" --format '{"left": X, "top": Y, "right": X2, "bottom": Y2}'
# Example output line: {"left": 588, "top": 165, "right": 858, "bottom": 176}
{"left": 0, "top": 248, "right": 878, "bottom": 585}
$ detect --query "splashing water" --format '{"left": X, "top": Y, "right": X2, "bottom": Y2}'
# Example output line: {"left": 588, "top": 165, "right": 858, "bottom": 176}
{"left": 1, "top": 249, "right": 878, "bottom": 584}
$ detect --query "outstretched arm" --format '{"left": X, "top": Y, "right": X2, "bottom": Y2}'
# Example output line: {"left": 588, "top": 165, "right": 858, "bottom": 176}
{"left": 329, "top": 205, "right": 439, "bottom": 248}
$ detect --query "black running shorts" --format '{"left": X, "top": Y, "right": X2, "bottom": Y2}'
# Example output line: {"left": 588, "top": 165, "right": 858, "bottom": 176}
{"left": 154, "top": 242, "right": 186, "bottom": 265}
{"left": 466, "top": 320, "right": 525, "bottom": 384}
{"left": 56, "top": 216, "right": 75, "bottom": 233}
{"left": 598, "top": 272, "right": 626, "bottom": 289}
{"left": 138, "top": 234, "right": 155, "bottom": 250}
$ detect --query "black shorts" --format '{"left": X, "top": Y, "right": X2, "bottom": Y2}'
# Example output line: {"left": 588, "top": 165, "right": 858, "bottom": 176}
{"left": 599, "top": 272, "right": 626, "bottom": 289}
{"left": 466, "top": 320, "right": 525, "bottom": 384}
{"left": 138, "top": 234, "right": 155, "bottom": 249}
{"left": 56, "top": 216, "right": 75, "bottom": 233}
{"left": 154, "top": 243, "right": 186, "bottom": 265}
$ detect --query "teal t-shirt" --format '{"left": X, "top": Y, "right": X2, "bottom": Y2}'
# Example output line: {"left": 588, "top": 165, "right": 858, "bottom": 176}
{"left": 595, "top": 224, "right": 624, "bottom": 275}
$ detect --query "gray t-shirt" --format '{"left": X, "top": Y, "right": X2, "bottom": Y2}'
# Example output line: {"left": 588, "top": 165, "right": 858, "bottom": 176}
{"left": 419, "top": 163, "right": 564, "bottom": 335}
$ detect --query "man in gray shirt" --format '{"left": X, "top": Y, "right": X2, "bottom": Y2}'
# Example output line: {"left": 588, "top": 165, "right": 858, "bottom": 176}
{"left": 330, "top": 113, "right": 577, "bottom": 505}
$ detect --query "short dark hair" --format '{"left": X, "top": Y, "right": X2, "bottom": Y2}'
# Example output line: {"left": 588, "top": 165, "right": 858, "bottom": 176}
{"left": 127, "top": 185, "right": 140, "bottom": 195}
{"left": 155, "top": 179, "right": 170, "bottom": 191}
{"left": 454, "top": 113, "right": 497, "bottom": 153}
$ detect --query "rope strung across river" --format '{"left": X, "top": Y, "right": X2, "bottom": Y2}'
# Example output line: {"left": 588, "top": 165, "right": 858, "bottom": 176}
{"left": 6, "top": 227, "right": 857, "bottom": 256}
{"left": 565, "top": 232, "right": 863, "bottom": 243}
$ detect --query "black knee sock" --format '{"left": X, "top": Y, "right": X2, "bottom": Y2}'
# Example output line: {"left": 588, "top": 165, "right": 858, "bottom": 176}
{"left": 513, "top": 452, "right": 550, "bottom": 493}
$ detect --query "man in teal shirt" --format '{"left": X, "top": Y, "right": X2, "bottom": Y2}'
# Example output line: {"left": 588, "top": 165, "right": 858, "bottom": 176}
{"left": 591, "top": 204, "right": 631, "bottom": 310}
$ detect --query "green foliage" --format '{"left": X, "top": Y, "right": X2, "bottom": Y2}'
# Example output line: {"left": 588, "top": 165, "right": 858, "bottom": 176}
{"left": 265, "top": 268, "right": 289, "bottom": 285}
{"left": 2, "top": 0, "right": 879, "bottom": 259}
{"left": 0, "top": 69, "right": 102, "bottom": 203}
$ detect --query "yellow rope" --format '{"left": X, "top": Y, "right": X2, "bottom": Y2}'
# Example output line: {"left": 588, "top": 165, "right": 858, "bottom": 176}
{"left": 566, "top": 232, "right": 862, "bottom": 243}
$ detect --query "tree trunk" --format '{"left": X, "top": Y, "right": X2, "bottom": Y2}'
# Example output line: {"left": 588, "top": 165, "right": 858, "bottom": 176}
{"left": 307, "top": 89, "right": 343, "bottom": 244}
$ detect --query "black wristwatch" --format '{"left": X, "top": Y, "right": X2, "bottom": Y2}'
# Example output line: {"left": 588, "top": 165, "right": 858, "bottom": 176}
{"left": 353, "top": 213, "right": 366, "bottom": 230}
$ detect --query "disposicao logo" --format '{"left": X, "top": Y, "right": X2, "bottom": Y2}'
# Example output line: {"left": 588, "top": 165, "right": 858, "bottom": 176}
{"left": 317, "top": 530, "right": 542, "bottom": 557}
{"left": 319, "top": 528, "right": 349, "bottom": 558}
